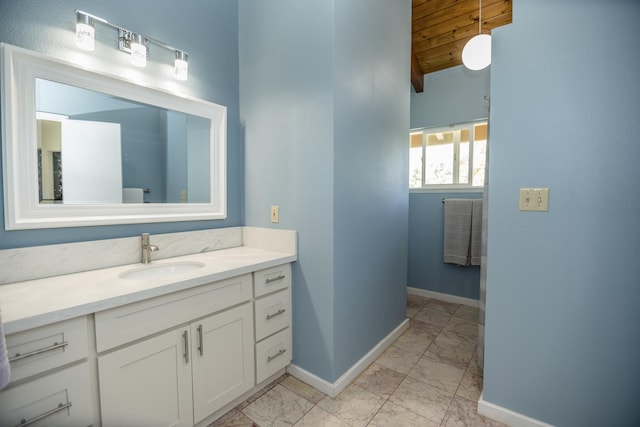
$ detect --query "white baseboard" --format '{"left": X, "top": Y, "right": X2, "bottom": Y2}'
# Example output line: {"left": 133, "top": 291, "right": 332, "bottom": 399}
{"left": 287, "top": 319, "right": 409, "bottom": 398}
{"left": 407, "top": 286, "right": 479, "bottom": 308}
{"left": 478, "top": 393, "right": 554, "bottom": 427}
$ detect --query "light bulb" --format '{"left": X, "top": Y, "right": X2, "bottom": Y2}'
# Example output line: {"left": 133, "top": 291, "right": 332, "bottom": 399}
{"left": 76, "top": 13, "right": 95, "bottom": 51}
{"left": 174, "top": 51, "right": 188, "bottom": 81}
{"left": 462, "top": 34, "right": 491, "bottom": 71}
{"left": 130, "top": 34, "right": 147, "bottom": 67}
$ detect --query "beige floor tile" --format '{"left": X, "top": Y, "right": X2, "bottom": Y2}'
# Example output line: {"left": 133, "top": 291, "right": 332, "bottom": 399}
{"left": 389, "top": 376, "right": 455, "bottom": 425}
{"left": 393, "top": 331, "right": 432, "bottom": 354}
{"left": 293, "top": 406, "right": 350, "bottom": 427}
{"left": 414, "top": 306, "right": 453, "bottom": 327}
{"left": 442, "top": 396, "right": 508, "bottom": 427}
{"left": 280, "top": 375, "right": 326, "bottom": 404}
{"left": 316, "top": 384, "right": 386, "bottom": 427}
{"left": 443, "top": 317, "right": 479, "bottom": 340}
{"left": 456, "top": 361, "right": 484, "bottom": 401}
{"left": 242, "top": 384, "right": 314, "bottom": 427}
{"left": 435, "top": 321, "right": 478, "bottom": 352}
{"left": 208, "top": 409, "right": 257, "bottom": 427}
{"left": 453, "top": 305, "right": 480, "bottom": 322}
{"left": 406, "top": 304, "right": 421, "bottom": 319}
{"left": 376, "top": 343, "right": 423, "bottom": 375}
{"left": 368, "top": 401, "right": 441, "bottom": 427}
{"left": 353, "top": 362, "right": 406, "bottom": 398}
{"left": 407, "top": 352, "right": 466, "bottom": 393}
{"left": 407, "top": 294, "right": 429, "bottom": 318}
{"left": 425, "top": 339, "right": 475, "bottom": 370}
{"left": 408, "top": 318, "right": 443, "bottom": 338}
{"left": 426, "top": 299, "right": 460, "bottom": 315}
{"left": 236, "top": 377, "right": 281, "bottom": 410}
{"left": 407, "top": 294, "right": 431, "bottom": 307}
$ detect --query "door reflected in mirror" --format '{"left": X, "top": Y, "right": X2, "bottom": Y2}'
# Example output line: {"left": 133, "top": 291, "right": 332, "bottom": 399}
{"left": 36, "top": 79, "right": 211, "bottom": 205}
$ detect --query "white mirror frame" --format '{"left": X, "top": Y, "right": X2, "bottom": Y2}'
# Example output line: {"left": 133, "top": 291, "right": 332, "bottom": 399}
{"left": 1, "top": 43, "right": 226, "bottom": 230}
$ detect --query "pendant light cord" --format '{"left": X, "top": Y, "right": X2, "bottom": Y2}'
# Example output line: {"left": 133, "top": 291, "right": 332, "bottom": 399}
{"left": 478, "top": 0, "right": 482, "bottom": 35}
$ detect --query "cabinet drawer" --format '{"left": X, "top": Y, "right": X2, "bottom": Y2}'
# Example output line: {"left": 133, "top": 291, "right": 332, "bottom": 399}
{"left": 95, "top": 274, "right": 252, "bottom": 352}
{"left": 6, "top": 316, "right": 88, "bottom": 383}
{"left": 0, "top": 362, "right": 93, "bottom": 427}
{"left": 254, "top": 289, "right": 291, "bottom": 342}
{"left": 255, "top": 327, "right": 291, "bottom": 383}
{"left": 254, "top": 264, "right": 291, "bottom": 297}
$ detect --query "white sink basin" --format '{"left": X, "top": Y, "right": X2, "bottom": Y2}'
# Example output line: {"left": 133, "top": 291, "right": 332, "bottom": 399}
{"left": 119, "top": 262, "right": 205, "bottom": 280}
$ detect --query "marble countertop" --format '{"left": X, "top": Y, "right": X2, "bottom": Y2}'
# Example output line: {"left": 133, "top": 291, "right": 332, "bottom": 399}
{"left": 0, "top": 246, "right": 296, "bottom": 335}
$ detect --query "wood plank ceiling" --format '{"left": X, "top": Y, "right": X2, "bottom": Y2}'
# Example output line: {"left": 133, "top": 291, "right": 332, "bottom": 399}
{"left": 411, "top": 0, "right": 512, "bottom": 92}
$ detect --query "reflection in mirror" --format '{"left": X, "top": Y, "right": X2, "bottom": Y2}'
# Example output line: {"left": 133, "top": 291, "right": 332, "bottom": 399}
{"left": 36, "top": 79, "right": 211, "bottom": 205}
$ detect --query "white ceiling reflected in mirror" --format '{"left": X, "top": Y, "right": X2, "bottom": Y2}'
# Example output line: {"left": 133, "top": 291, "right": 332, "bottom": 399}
{"left": 1, "top": 43, "right": 227, "bottom": 230}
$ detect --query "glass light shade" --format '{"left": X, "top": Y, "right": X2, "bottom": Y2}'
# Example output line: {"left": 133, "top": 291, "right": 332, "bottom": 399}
{"left": 462, "top": 34, "right": 492, "bottom": 71}
{"left": 76, "top": 22, "right": 95, "bottom": 51}
{"left": 174, "top": 51, "right": 188, "bottom": 81}
{"left": 130, "top": 35, "right": 147, "bottom": 67}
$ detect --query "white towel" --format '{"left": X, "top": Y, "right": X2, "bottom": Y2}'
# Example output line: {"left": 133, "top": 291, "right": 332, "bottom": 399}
{"left": 470, "top": 199, "right": 483, "bottom": 266}
{"left": 0, "top": 307, "right": 10, "bottom": 390}
{"left": 444, "top": 199, "right": 473, "bottom": 266}
{"left": 123, "top": 188, "right": 144, "bottom": 203}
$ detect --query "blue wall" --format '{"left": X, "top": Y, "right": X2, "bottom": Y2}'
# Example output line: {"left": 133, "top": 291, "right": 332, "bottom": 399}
{"left": 408, "top": 192, "right": 482, "bottom": 299}
{"left": 240, "top": 0, "right": 410, "bottom": 382}
{"left": 0, "top": 0, "right": 241, "bottom": 249}
{"left": 484, "top": 1, "right": 640, "bottom": 425}
{"left": 409, "top": 66, "right": 489, "bottom": 300}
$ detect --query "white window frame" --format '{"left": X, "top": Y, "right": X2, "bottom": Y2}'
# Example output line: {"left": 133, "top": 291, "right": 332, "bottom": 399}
{"left": 410, "top": 120, "right": 487, "bottom": 192}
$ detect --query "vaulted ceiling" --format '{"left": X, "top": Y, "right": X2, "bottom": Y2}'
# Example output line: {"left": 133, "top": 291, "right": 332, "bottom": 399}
{"left": 411, "top": 0, "right": 512, "bottom": 92}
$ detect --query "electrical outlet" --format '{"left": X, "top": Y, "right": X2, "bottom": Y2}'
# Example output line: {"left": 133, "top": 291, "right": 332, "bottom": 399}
{"left": 519, "top": 188, "right": 549, "bottom": 212}
{"left": 271, "top": 205, "right": 279, "bottom": 223}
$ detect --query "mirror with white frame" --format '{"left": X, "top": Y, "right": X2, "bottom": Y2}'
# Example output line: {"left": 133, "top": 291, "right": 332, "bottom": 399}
{"left": 1, "top": 43, "right": 227, "bottom": 230}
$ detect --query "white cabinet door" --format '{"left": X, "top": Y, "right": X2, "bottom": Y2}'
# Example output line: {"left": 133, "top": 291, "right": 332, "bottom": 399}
{"left": 191, "top": 302, "right": 254, "bottom": 423}
{"left": 98, "top": 328, "right": 194, "bottom": 427}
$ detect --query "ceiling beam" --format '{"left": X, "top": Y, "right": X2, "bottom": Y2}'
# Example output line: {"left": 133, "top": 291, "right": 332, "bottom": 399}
{"left": 411, "top": 49, "right": 424, "bottom": 93}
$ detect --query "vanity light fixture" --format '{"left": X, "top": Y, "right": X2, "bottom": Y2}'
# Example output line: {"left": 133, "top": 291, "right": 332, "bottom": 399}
{"left": 75, "top": 12, "right": 95, "bottom": 51}
{"left": 174, "top": 51, "right": 188, "bottom": 81}
{"left": 129, "top": 33, "right": 147, "bottom": 67}
{"left": 75, "top": 10, "right": 189, "bottom": 80}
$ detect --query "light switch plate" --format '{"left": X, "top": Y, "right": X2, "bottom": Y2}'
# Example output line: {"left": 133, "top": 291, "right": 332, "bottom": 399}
{"left": 270, "top": 205, "right": 279, "bottom": 223}
{"left": 519, "top": 188, "right": 549, "bottom": 212}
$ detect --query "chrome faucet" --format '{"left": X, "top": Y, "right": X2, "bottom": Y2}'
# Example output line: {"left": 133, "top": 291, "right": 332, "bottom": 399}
{"left": 141, "top": 233, "right": 159, "bottom": 264}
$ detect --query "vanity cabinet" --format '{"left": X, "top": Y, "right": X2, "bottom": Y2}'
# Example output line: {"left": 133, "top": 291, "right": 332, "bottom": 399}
{"left": 253, "top": 264, "right": 292, "bottom": 383}
{"left": 0, "top": 260, "right": 294, "bottom": 427}
{"left": 0, "top": 317, "right": 94, "bottom": 427}
{"left": 96, "top": 275, "right": 255, "bottom": 426}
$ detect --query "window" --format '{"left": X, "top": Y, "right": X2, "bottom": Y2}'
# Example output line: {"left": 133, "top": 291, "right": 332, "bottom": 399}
{"left": 410, "top": 121, "right": 487, "bottom": 189}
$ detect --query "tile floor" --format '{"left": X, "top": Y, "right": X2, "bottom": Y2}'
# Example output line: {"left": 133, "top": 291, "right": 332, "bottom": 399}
{"left": 209, "top": 294, "right": 505, "bottom": 427}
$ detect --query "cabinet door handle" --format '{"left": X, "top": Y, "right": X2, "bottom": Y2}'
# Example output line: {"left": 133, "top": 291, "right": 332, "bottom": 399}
{"left": 267, "top": 348, "right": 287, "bottom": 362}
{"left": 15, "top": 402, "right": 72, "bottom": 427}
{"left": 9, "top": 341, "right": 68, "bottom": 363}
{"left": 266, "top": 308, "right": 286, "bottom": 320}
{"left": 182, "top": 331, "right": 189, "bottom": 363}
{"left": 197, "top": 325, "right": 204, "bottom": 356}
{"left": 265, "top": 275, "right": 286, "bottom": 284}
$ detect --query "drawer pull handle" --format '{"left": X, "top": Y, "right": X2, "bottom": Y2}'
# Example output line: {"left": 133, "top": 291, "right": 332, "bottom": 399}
{"left": 9, "top": 341, "right": 69, "bottom": 363}
{"left": 183, "top": 331, "right": 189, "bottom": 363}
{"left": 267, "top": 348, "right": 287, "bottom": 362}
{"left": 266, "top": 309, "right": 286, "bottom": 320}
{"left": 265, "top": 275, "right": 286, "bottom": 284}
{"left": 15, "top": 402, "right": 72, "bottom": 427}
{"left": 197, "top": 325, "right": 204, "bottom": 356}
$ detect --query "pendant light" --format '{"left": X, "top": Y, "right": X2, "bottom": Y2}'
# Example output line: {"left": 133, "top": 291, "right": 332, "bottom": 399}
{"left": 462, "top": 0, "right": 491, "bottom": 71}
